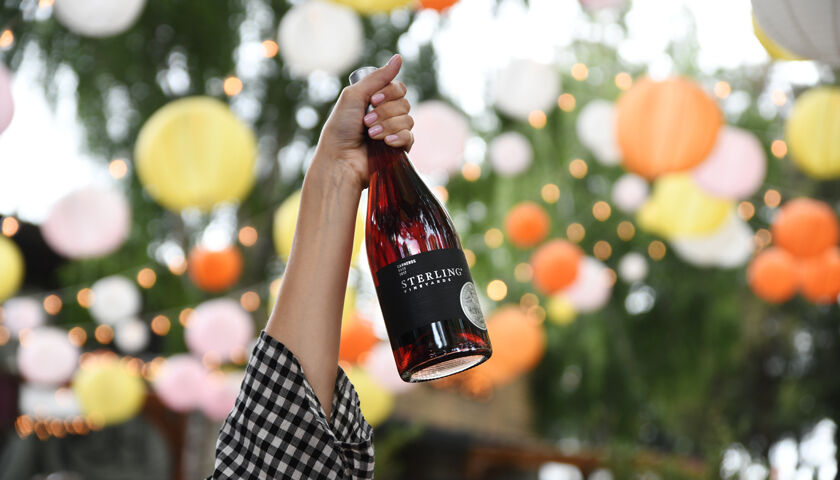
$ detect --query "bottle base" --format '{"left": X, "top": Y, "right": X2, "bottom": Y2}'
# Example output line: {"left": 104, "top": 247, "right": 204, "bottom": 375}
{"left": 402, "top": 351, "right": 490, "bottom": 382}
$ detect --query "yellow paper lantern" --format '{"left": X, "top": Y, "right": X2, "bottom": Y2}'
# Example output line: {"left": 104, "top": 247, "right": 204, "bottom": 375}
{"left": 753, "top": 17, "right": 803, "bottom": 61}
{"left": 0, "top": 236, "right": 23, "bottom": 303}
{"left": 786, "top": 87, "right": 840, "bottom": 179}
{"left": 135, "top": 97, "right": 257, "bottom": 211}
{"left": 73, "top": 357, "right": 147, "bottom": 426}
{"left": 344, "top": 366, "right": 394, "bottom": 427}
{"left": 329, "top": 0, "right": 412, "bottom": 15}
{"left": 546, "top": 295, "right": 577, "bottom": 326}
{"left": 637, "top": 174, "right": 732, "bottom": 239}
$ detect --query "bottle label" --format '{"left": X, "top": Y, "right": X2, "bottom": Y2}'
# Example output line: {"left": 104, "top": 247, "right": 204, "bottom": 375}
{"left": 375, "top": 248, "right": 487, "bottom": 339}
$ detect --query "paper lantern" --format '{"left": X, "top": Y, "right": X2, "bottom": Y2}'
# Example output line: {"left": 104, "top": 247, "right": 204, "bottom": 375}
{"left": 752, "top": 0, "right": 840, "bottom": 65}
{"left": 90, "top": 275, "right": 141, "bottom": 325}
{"left": 670, "top": 213, "right": 755, "bottom": 268}
{"left": 488, "top": 132, "right": 533, "bottom": 176}
{"left": 330, "top": 0, "right": 412, "bottom": 15}
{"left": 637, "top": 175, "right": 732, "bottom": 239}
{"left": 752, "top": 17, "right": 803, "bottom": 61}
{"left": 0, "top": 63, "right": 13, "bottom": 135}
{"left": 17, "top": 328, "right": 79, "bottom": 386}
{"left": 153, "top": 355, "right": 207, "bottom": 412}
{"left": 531, "top": 240, "right": 583, "bottom": 295}
{"left": 41, "top": 187, "right": 131, "bottom": 260}
{"left": 409, "top": 101, "right": 469, "bottom": 177}
{"left": 576, "top": 100, "right": 620, "bottom": 166}
{"left": 546, "top": 295, "right": 577, "bottom": 326}
{"left": 200, "top": 371, "right": 244, "bottom": 421}
{"left": 53, "top": 0, "right": 146, "bottom": 38}
{"left": 747, "top": 247, "right": 799, "bottom": 303}
{"left": 339, "top": 315, "right": 378, "bottom": 364}
{"left": 786, "top": 87, "right": 840, "bottom": 179}
{"left": 494, "top": 59, "right": 560, "bottom": 121}
{"left": 1, "top": 297, "right": 45, "bottom": 335}
{"left": 561, "top": 257, "right": 612, "bottom": 313}
{"left": 0, "top": 236, "right": 23, "bottom": 303}
{"left": 185, "top": 299, "right": 253, "bottom": 362}
{"left": 420, "top": 0, "right": 458, "bottom": 11}
{"left": 278, "top": 1, "right": 364, "bottom": 77}
{"left": 20, "top": 384, "right": 80, "bottom": 419}
{"left": 504, "top": 202, "right": 550, "bottom": 248}
{"left": 691, "top": 127, "right": 766, "bottom": 199}
{"left": 611, "top": 173, "right": 649, "bottom": 213}
{"left": 114, "top": 318, "right": 150, "bottom": 354}
{"left": 616, "top": 77, "right": 722, "bottom": 179}
{"left": 344, "top": 367, "right": 394, "bottom": 427}
{"left": 188, "top": 246, "right": 243, "bottom": 293}
{"left": 771, "top": 198, "right": 839, "bottom": 258}
{"left": 617, "top": 252, "right": 648, "bottom": 284}
{"left": 362, "top": 343, "right": 415, "bottom": 394}
{"left": 135, "top": 97, "right": 257, "bottom": 212}
{"left": 799, "top": 247, "right": 840, "bottom": 304}
{"left": 73, "top": 356, "right": 146, "bottom": 426}
{"left": 470, "top": 306, "right": 546, "bottom": 385}
{"left": 579, "top": 0, "right": 626, "bottom": 10}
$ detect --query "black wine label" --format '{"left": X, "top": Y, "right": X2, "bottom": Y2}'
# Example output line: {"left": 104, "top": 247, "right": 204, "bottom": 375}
{"left": 375, "top": 248, "right": 486, "bottom": 341}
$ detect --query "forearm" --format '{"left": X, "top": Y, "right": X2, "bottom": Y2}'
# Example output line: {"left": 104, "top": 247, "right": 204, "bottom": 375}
{"left": 265, "top": 150, "right": 362, "bottom": 419}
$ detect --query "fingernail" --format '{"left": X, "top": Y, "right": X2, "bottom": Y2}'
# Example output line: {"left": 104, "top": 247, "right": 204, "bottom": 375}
{"left": 371, "top": 93, "right": 385, "bottom": 105}
{"left": 363, "top": 112, "right": 378, "bottom": 125}
{"left": 368, "top": 125, "right": 383, "bottom": 136}
{"left": 385, "top": 134, "right": 399, "bottom": 143}
{"left": 386, "top": 54, "right": 399, "bottom": 67}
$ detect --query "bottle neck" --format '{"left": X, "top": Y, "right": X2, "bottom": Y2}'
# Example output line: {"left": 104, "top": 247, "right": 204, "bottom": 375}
{"left": 366, "top": 137, "right": 407, "bottom": 173}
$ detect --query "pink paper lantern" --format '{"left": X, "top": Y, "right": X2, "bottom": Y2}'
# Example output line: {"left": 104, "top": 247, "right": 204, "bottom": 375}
{"left": 200, "top": 371, "right": 244, "bottom": 421}
{"left": 489, "top": 132, "right": 533, "bottom": 177}
{"left": 2, "top": 297, "right": 45, "bottom": 335}
{"left": 185, "top": 299, "right": 253, "bottom": 362}
{"left": 42, "top": 187, "right": 131, "bottom": 259}
{"left": 409, "top": 101, "right": 469, "bottom": 177}
{"left": 17, "top": 328, "right": 80, "bottom": 386}
{"left": 691, "top": 127, "right": 766, "bottom": 199}
{"left": 153, "top": 355, "right": 207, "bottom": 412}
{"left": 611, "top": 174, "right": 649, "bottom": 213}
{"left": 0, "top": 63, "right": 13, "bottom": 135}
{"left": 561, "top": 257, "right": 613, "bottom": 313}
{"left": 362, "top": 343, "right": 415, "bottom": 394}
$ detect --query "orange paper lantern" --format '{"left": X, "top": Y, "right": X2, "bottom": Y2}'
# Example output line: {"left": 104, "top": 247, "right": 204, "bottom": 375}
{"left": 505, "top": 202, "right": 551, "bottom": 248}
{"left": 771, "top": 198, "right": 840, "bottom": 258}
{"left": 188, "top": 247, "right": 244, "bottom": 293}
{"left": 616, "top": 77, "right": 722, "bottom": 179}
{"left": 531, "top": 239, "right": 583, "bottom": 295}
{"left": 468, "top": 306, "right": 546, "bottom": 386}
{"left": 747, "top": 247, "right": 799, "bottom": 303}
{"left": 799, "top": 247, "right": 840, "bottom": 305}
{"left": 420, "top": 0, "right": 458, "bottom": 10}
{"left": 339, "top": 315, "right": 379, "bottom": 364}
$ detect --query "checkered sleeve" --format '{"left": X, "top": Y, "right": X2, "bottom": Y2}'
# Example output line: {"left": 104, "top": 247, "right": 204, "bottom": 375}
{"left": 209, "top": 331, "right": 375, "bottom": 479}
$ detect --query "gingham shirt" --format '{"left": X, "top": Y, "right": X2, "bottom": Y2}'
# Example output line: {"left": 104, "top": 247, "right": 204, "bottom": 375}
{"left": 209, "top": 332, "right": 375, "bottom": 479}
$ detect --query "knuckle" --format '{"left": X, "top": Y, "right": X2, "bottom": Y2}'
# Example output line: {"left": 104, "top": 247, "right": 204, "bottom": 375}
{"left": 397, "top": 81, "right": 407, "bottom": 95}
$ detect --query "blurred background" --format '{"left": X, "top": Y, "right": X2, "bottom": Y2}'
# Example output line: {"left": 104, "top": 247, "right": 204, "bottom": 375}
{"left": 0, "top": 0, "right": 838, "bottom": 478}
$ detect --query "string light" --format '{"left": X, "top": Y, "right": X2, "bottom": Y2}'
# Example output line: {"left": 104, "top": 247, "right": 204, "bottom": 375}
{"left": 463, "top": 249, "right": 476, "bottom": 267}
{"left": 151, "top": 315, "right": 171, "bottom": 336}
{"left": 168, "top": 257, "right": 187, "bottom": 276}
{"left": 178, "top": 308, "right": 194, "bottom": 327}
{"left": 541, "top": 183, "right": 560, "bottom": 203}
{"left": 39, "top": 0, "right": 54, "bottom": 7}
{"left": 137, "top": 268, "right": 156, "bottom": 289}
{"left": 94, "top": 325, "right": 113, "bottom": 344}
{"left": 514, "top": 262, "right": 533, "bottom": 282}
{"left": 764, "top": 189, "right": 782, "bottom": 208}
{"left": 461, "top": 163, "right": 481, "bottom": 181}
{"left": 68, "top": 327, "right": 87, "bottom": 347}
{"left": 615, "top": 72, "right": 632, "bottom": 90}
{"left": 18, "top": 328, "right": 31, "bottom": 345}
{"left": 108, "top": 159, "right": 128, "bottom": 179}
{"left": 571, "top": 63, "right": 588, "bottom": 81}
{"left": 714, "top": 81, "right": 731, "bottom": 99}
{"left": 240, "top": 291, "right": 261, "bottom": 312}
{"left": 484, "top": 228, "right": 504, "bottom": 248}
{"left": 592, "top": 201, "right": 611, "bottom": 222}
{"left": 433, "top": 185, "right": 449, "bottom": 203}
{"left": 0, "top": 30, "right": 14, "bottom": 49}
{"left": 238, "top": 226, "right": 258, "bottom": 247}
{"left": 528, "top": 110, "right": 547, "bottom": 129}
{"left": 569, "top": 159, "right": 588, "bottom": 179}
{"left": 486, "top": 280, "right": 508, "bottom": 301}
{"left": 527, "top": 305, "right": 546, "bottom": 324}
{"left": 76, "top": 288, "right": 93, "bottom": 308}
{"left": 557, "top": 93, "right": 576, "bottom": 112}
{"left": 261, "top": 39, "right": 279, "bottom": 58}
{"left": 617, "top": 221, "right": 636, "bottom": 241}
{"left": 566, "top": 223, "right": 585, "bottom": 243}
{"left": 269, "top": 278, "right": 283, "bottom": 298}
{"left": 0, "top": 325, "right": 9, "bottom": 346}
{"left": 770, "top": 140, "right": 787, "bottom": 158}
{"left": 755, "top": 228, "right": 773, "bottom": 249}
{"left": 593, "top": 240, "right": 612, "bottom": 260}
{"left": 648, "top": 240, "right": 667, "bottom": 261}
{"left": 223, "top": 76, "right": 243, "bottom": 96}
{"left": 1, "top": 216, "right": 19, "bottom": 237}
{"left": 44, "top": 295, "right": 62, "bottom": 315}
{"left": 770, "top": 89, "right": 787, "bottom": 106}
{"left": 520, "top": 292, "right": 539, "bottom": 308}
{"left": 737, "top": 201, "right": 755, "bottom": 220}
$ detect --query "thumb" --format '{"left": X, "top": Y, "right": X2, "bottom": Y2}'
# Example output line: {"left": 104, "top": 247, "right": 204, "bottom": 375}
{"left": 350, "top": 54, "right": 402, "bottom": 98}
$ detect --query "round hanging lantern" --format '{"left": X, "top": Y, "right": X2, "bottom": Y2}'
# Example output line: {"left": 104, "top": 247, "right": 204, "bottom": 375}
{"left": 73, "top": 355, "right": 146, "bottom": 426}
{"left": 344, "top": 367, "right": 394, "bottom": 427}
{"left": 611, "top": 173, "right": 649, "bottom": 213}
{"left": 617, "top": 252, "right": 648, "bottom": 284}
{"left": 752, "top": 0, "right": 840, "bottom": 65}
{"left": 41, "top": 187, "right": 131, "bottom": 260}
{"left": 90, "top": 275, "right": 141, "bottom": 325}
{"left": 488, "top": 132, "right": 532, "bottom": 177}
{"left": 19, "top": 384, "right": 80, "bottom": 419}
{"left": 785, "top": 87, "right": 840, "bottom": 179}
{"left": 200, "top": 371, "right": 244, "bottom": 421}
{"left": 185, "top": 299, "right": 253, "bottom": 362}
{"left": 1, "top": 297, "right": 45, "bottom": 335}
{"left": 410, "top": 101, "right": 469, "bottom": 177}
{"left": 362, "top": 343, "right": 415, "bottom": 394}
{"left": 504, "top": 202, "right": 550, "bottom": 249}
{"left": 546, "top": 295, "right": 577, "bottom": 326}
{"left": 576, "top": 100, "right": 621, "bottom": 166}
{"left": 54, "top": 0, "right": 146, "bottom": 38}
{"left": 277, "top": 1, "right": 364, "bottom": 77}
{"left": 188, "top": 246, "right": 244, "bottom": 293}
{"left": 637, "top": 174, "right": 732, "bottom": 239}
{"left": 579, "top": 0, "right": 627, "bottom": 11}
{"left": 493, "top": 59, "right": 560, "bottom": 121}
{"left": 747, "top": 247, "right": 799, "bottom": 303}
{"left": 471, "top": 306, "right": 546, "bottom": 386}
{"left": 0, "top": 236, "right": 23, "bottom": 303}
{"left": 420, "top": 0, "right": 459, "bottom": 11}
{"left": 670, "top": 213, "right": 755, "bottom": 268}
{"left": 114, "top": 318, "right": 150, "bottom": 354}
{"left": 798, "top": 247, "right": 840, "bottom": 305}
{"left": 330, "top": 0, "right": 412, "bottom": 15}
{"left": 17, "top": 327, "right": 80, "bottom": 386}
{"left": 561, "top": 257, "right": 613, "bottom": 313}
{"left": 339, "top": 315, "right": 379, "bottom": 364}
{"left": 135, "top": 97, "right": 257, "bottom": 212}
{"left": 616, "top": 77, "right": 723, "bottom": 179}
{"left": 771, "top": 198, "right": 839, "bottom": 258}
{"left": 0, "top": 63, "right": 13, "bottom": 135}
{"left": 752, "top": 17, "right": 803, "bottom": 61}
{"left": 153, "top": 355, "right": 208, "bottom": 412}
{"left": 531, "top": 240, "right": 583, "bottom": 295}
{"left": 691, "top": 127, "right": 766, "bottom": 199}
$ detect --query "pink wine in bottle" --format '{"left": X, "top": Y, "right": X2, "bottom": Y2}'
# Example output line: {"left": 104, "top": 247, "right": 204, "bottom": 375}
{"left": 350, "top": 67, "right": 492, "bottom": 382}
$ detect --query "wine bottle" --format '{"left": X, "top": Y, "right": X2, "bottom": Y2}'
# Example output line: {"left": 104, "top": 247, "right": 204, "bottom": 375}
{"left": 350, "top": 67, "right": 492, "bottom": 382}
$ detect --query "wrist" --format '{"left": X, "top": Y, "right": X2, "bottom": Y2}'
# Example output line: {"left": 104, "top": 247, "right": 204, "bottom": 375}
{"left": 307, "top": 147, "right": 364, "bottom": 198}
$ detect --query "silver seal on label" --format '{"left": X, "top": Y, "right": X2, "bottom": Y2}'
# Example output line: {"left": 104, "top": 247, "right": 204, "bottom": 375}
{"left": 459, "top": 282, "right": 486, "bottom": 330}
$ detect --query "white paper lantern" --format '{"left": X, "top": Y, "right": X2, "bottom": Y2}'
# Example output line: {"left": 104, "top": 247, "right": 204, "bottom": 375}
{"left": 611, "top": 173, "right": 649, "bottom": 213}
{"left": 90, "top": 276, "right": 141, "bottom": 325}
{"left": 0, "top": 63, "right": 13, "bottom": 135}
{"left": 277, "top": 0, "right": 364, "bottom": 77}
{"left": 185, "top": 299, "right": 253, "bottom": 362}
{"left": 409, "top": 101, "right": 470, "bottom": 177}
{"left": 752, "top": 0, "right": 840, "bottom": 64}
{"left": 488, "top": 132, "right": 533, "bottom": 176}
{"left": 617, "top": 252, "right": 648, "bottom": 284}
{"left": 670, "top": 213, "right": 754, "bottom": 268}
{"left": 17, "top": 328, "right": 80, "bottom": 386}
{"left": 20, "top": 384, "right": 81, "bottom": 419}
{"left": 577, "top": 100, "right": 621, "bottom": 166}
{"left": 493, "top": 59, "right": 560, "bottom": 121}
{"left": 42, "top": 187, "right": 131, "bottom": 260}
{"left": 561, "top": 257, "right": 613, "bottom": 313}
{"left": 579, "top": 0, "right": 627, "bottom": 11}
{"left": 362, "top": 342, "right": 415, "bottom": 394}
{"left": 53, "top": 0, "right": 147, "bottom": 38}
{"left": 1, "top": 297, "right": 45, "bottom": 335}
{"left": 114, "top": 318, "right": 150, "bottom": 354}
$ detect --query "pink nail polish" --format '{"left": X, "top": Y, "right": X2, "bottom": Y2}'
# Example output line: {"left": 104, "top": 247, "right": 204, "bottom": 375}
{"left": 371, "top": 93, "right": 385, "bottom": 105}
{"left": 364, "top": 112, "right": 377, "bottom": 125}
{"left": 385, "top": 134, "right": 398, "bottom": 143}
{"left": 369, "top": 125, "right": 383, "bottom": 136}
{"left": 386, "top": 54, "right": 399, "bottom": 67}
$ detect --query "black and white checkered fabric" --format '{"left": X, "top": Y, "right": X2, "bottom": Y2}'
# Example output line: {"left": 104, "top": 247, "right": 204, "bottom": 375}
{"left": 209, "top": 332, "right": 375, "bottom": 479}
